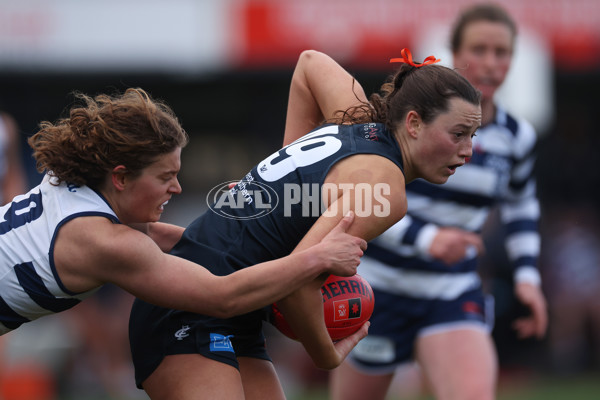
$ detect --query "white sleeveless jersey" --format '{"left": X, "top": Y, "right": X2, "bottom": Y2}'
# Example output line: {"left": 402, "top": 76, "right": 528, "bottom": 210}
{"left": 0, "top": 174, "right": 119, "bottom": 334}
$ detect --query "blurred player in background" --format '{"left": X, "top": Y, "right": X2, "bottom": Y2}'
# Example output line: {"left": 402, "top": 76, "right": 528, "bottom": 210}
{"left": 329, "top": 4, "right": 548, "bottom": 400}
{"left": 128, "top": 49, "right": 481, "bottom": 399}
{"left": 0, "top": 111, "right": 27, "bottom": 204}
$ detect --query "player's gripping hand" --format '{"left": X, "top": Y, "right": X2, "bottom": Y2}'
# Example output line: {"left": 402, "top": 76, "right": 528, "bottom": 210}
{"left": 317, "top": 211, "right": 368, "bottom": 277}
{"left": 429, "top": 227, "right": 484, "bottom": 265}
{"left": 330, "top": 321, "right": 370, "bottom": 367}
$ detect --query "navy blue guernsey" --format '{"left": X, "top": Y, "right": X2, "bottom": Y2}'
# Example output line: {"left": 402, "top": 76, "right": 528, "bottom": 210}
{"left": 171, "top": 123, "right": 404, "bottom": 276}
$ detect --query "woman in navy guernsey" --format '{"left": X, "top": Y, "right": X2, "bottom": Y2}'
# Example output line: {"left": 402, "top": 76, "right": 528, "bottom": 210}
{"left": 0, "top": 88, "right": 367, "bottom": 336}
{"left": 331, "top": 5, "right": 548, "bottom": 400}
{"left": 128, "top": 50, "right": 481, "bottom": 399}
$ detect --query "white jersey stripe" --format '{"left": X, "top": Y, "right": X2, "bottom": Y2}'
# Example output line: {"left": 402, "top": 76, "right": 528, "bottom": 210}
{"left": 358, "top": 256, "right": 481, "bottom": 300}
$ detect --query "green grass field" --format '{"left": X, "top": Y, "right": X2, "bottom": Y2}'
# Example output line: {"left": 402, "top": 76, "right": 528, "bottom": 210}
{"left": 53, "top": 369, "right": 600, "bottom": 400}
{"left": 56, "top": 374, "right": 600, "bottom": 400}
{"left": 286, "top": 374, "right": 600, "bottom": 400}
{"left": 495, "top": 375, "right": 600, "bottom": 400}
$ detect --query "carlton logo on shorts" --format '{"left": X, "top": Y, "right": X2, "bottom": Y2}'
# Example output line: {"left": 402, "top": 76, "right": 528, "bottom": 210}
{"left": 174, "top": 325, "right": 191, "bottom": 341}
{"left": 209, "top": 333, "right": 235, "bottom": 353}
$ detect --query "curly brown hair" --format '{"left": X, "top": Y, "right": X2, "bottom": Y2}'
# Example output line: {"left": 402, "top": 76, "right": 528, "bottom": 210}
{"left": 28, "top": 88, "right": 188, "bottom": 189}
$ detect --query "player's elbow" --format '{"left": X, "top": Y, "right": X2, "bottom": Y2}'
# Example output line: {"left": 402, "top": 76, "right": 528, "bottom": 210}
{"left": 298, "top": 49, "right": 319, "bottom": 62}
{"left": 297, "top": 50, "right": 327, "bottom": 70}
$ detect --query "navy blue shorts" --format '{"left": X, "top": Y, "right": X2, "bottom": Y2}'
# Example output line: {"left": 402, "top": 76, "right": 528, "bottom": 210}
{"left": 129, "top": 299, "right": 270, "bottom": 389}
{"left": 348, "top": 288, "right": 494, "bottom": 373}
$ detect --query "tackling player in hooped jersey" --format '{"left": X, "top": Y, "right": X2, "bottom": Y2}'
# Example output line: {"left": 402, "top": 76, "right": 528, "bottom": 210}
{"left": 0, "top": 88, "right": 368, "bottom": 336}
{"left": 128, "top": 49, "right": 482, "bottom": 400}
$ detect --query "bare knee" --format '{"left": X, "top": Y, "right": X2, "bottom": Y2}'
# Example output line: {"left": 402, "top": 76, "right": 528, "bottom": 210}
{"left": 416, "top": 329, "right": 497, "bottom": 400}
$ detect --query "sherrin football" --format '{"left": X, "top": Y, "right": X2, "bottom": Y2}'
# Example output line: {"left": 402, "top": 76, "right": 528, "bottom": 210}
{"left": 271, "top": 274, "right": 374, "bottom": 341}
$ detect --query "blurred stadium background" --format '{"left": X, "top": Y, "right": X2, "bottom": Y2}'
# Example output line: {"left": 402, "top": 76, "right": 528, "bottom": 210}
{"left": 0, "top": 0, "right": 599, "bottom": 399}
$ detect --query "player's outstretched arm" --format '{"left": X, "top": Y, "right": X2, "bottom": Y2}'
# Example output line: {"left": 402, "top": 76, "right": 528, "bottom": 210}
{"left": 283, "top": 50, "right": 368, "bottom": 147}
{"left": 56, "top": 211, "right": 366, "bottom": 319}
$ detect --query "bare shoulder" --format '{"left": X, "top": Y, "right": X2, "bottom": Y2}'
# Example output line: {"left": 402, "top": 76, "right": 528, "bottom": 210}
{"left": 54, "top": 216, "right": 160, "bottom": 292}
{"left": 323, "top": 153, "right": 407, "bottom": 241}
{"left": 326, "top": 153, "right": 405, "bottom": 191}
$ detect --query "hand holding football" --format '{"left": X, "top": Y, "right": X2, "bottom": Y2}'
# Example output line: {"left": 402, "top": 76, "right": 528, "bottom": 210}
{"left": 271, "top": 274, "right": 374, "bottom": 341}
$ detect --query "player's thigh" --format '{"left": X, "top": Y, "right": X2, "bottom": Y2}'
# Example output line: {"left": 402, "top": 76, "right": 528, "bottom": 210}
{"left": 238, "top": 356, "right": 285, "bottom": 400}
{"left": 329, "top": 359, "right": 395, "bottom": 400}
{"left": 142, "top": 353, "right": 244, "bottom": 400}
{"left": 415, "top": 328, "right": 497, "bottom": 400}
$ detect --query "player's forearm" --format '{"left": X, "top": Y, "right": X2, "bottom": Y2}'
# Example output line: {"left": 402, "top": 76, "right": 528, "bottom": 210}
{"left": 276, "top": 284, "right": 340, "bottom": 369}
{"left": 220, "top": 248, "right": 330, "bottom": 317}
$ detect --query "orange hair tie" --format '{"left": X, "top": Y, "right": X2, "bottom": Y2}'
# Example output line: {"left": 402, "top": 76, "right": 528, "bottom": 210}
{"left": 390, "top": 48, "right": 441, "bottom": 67}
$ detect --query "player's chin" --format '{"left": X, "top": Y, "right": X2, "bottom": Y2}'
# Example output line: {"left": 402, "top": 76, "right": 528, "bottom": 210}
{"left": 148, "top": 210, "right": 163, "bottom": 222}
{"left": 432, "top": 177, "right": 450, "bottom": 185}
{"left": 427, "top": 172, "right": 451, "bottom": 185}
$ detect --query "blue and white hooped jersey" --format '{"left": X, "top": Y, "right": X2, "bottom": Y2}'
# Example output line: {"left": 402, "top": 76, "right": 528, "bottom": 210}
{"left": 0, "top": 174, "right": 119, "bottom": 334}
{"left": 361, "top": 107, "right": 541, "bottom": 300}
